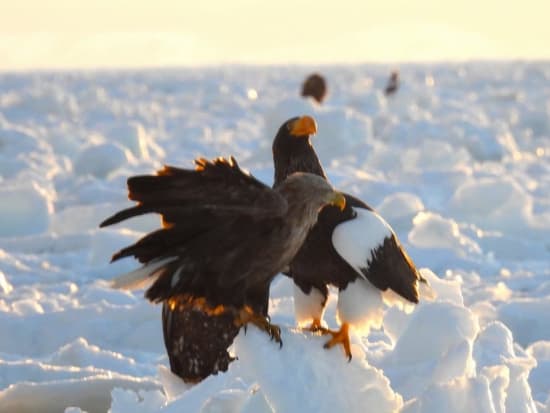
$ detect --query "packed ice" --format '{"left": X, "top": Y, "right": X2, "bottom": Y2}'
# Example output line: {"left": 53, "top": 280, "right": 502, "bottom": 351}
{"left": 0, "top": 62, "right": 549, "bottom": 412}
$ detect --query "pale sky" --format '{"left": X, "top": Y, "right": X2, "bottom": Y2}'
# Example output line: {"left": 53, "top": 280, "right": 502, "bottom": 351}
{"left": 1, "top": 0, "right": 549, "bottom": 70}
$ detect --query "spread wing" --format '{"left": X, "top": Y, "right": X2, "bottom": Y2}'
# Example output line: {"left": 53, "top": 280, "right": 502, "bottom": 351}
{"left": 100, "top": 156, "right": 286, "bottom": 229}
{"left": 100, "top": 157, "right": 287, "bottom": 303}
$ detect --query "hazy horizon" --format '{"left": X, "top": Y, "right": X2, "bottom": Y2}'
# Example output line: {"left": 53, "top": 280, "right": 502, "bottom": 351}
{"left": 1, "top": 0, "right": 549, "bottom": 71}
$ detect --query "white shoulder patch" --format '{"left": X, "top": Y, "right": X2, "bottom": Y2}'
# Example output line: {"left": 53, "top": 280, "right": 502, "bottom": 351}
{"left": 110, "top": 256, "right": 178, "bottom": 290}
{"left": 331, "top": 207, "right": 393, "bottom": 280}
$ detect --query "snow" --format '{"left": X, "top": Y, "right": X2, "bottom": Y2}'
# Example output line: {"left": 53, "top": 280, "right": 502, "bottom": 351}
{"left": 0, "top": 182, "right": 53, "bottom": 237}
{"left": 74, "top": 142, "right": 135, "bottom": 179}
{"left": 409, "top": 212, "right": 483, "bottom": 257}
{"left": 0, "top": 62, "right": 549, "bottom": 412}
{"left": 376, "top": 192, "right": 425, "bottom": 233}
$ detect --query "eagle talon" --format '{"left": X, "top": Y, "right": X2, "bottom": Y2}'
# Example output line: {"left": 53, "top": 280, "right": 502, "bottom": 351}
{"left": 236, "top": 307, "right": 282, "bottom": 347}
{"left": 323, "top": 323, "right": 352, "bottom": 361}
{"left": 269, "top": 324, "right": 283, "bottom": 347}
{"left": 304, "top": 318, "right": 330, "bottom": 334}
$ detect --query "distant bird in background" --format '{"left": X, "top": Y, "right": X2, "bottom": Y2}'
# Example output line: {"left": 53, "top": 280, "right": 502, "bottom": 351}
{"left": 273, "top": 116, "right": 428, "bottom": 360}
{"left": 301, "top": 73, "right": 328, "bottom": 104}
{"left": 384, "top": 71, "right": 400, "bottom": 96}
{"left": 100, "top": 156, "right": 346, "bottom": 382}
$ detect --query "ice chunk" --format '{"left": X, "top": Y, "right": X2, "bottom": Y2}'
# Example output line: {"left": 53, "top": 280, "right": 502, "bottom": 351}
{"left": 74, "top": 142, "right": 134, "bottom": 179}
{"left": 0, "top": 182, "right": 53, "bottom": 237}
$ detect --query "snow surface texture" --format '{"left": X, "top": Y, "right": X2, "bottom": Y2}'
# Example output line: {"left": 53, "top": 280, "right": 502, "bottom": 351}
{"left": 0, "top": 63, "right": 549, "bottom": 412}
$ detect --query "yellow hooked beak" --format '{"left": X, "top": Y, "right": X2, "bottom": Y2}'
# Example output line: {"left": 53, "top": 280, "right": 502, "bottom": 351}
{"left": 289, "top": 115, "right": 317, "bottom": 137}
{"left": 329, "top": 191, "right": 346, "bottom": 211}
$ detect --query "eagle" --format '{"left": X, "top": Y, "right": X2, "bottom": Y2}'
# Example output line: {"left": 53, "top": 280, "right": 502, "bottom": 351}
{"left": 273, "top": 116, "right": 427, "bottom": 360}
{"left": 384, "top": 71, "right": 400, "bottom": 96}
{"left": 100, "top": 156, "right": 345, "bottom": 380}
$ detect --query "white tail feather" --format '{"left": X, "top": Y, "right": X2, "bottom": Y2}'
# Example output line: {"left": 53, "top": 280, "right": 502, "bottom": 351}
{"left": 110, "top": 257, "right": 178, "bottom": 290}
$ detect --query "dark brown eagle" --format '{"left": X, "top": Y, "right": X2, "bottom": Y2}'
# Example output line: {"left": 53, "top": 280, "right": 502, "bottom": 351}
{"left": 273, "top": 116, "right": 427, "bottom": 360}
{"left": 100, "top": 156, "right": 345, "bottom": 381}
{"left": 384, "top": 71, "right": 400, "bottom": 96}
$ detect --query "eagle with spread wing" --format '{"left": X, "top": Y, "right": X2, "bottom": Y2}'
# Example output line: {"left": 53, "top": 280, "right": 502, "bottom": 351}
{"left": 273, "top": 116, "right": 428, "bottom": 360}
{"left": 100, "top": 156, "right": 345, "bottom": 380}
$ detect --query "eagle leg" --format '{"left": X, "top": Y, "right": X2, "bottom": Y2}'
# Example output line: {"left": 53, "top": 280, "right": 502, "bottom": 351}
{"left": 236, "top": 306, "right": 283, "bottom": 348}
{"left": 304, "top": 318, "right": 330, "bottom": 334}
{"left": 323, "top": 323, "right": 352, "bottom": 361}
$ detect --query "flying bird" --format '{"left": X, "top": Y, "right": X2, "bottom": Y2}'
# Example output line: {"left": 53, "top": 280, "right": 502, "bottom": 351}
{"left": 100, "top": 156, "right": 345, "bottom": 380}
{"left": 273, "top": 116, "right": 427, "bottom": 360}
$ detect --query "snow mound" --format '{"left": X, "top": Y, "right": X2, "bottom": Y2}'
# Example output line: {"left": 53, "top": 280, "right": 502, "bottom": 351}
{"left": 408, "top": 212, "right": 482, "bottom": 258}
{"left": 376, "top": 192, "right": 425, "bottom": 233}
{"left": 448, "top": 177, "right": 536, "bottom": 232}
{"left": 0, "top": 270, "right": 13, "bottom": 294}
{"left": 0, "top": 182, "right": 53, "bottom": 237}
{"left": 400, "top": 139, "right": 471, "bottom": 172}
{"left": 109, "top": 388, "right": 165, "bottom": 413}
{"left": 403, "top": 375, "right": 497, "bottom": 413}
{"left": 50, "top": 337, "right": 146, "bottom": 376}
{"left": 104, "top": 122, "right": 164, "bottom": 161}
{"left": 380, "top": 301, "right": 478, "bottom": 398}
{"left": 527, "top": 341, "right": 550, "bottom": 403}
{"left": 151, "top": 327, "right": 403, "bottom": 413}
{"left": 0, "top": 374, "right": 160, "bottom": 413}
{"left": 1, "top": 64, "right": 548, "bottom": 412}
{"left": 497, "top": 297, "right": 550, "bottom": 346}
{"left": 74, "top": 142, "right": 134, "bottom": 179}
{"left": 233, "top": 328, "right": 403, "bottom": 413}
{"left": 473, "top": 322, "right": 538, "bottom": 413}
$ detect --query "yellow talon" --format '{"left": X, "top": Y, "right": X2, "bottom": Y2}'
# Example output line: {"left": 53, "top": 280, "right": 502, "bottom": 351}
{"left": 304, "top": 318, "right": 330, "bottom": 334}
{"left": 323, "top": 323, "right": 352, "bottom": 361}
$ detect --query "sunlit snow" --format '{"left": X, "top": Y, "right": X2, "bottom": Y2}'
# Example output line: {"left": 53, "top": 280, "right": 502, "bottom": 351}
{"left": 0, "top": 63, "right": 549, "bottom": 412}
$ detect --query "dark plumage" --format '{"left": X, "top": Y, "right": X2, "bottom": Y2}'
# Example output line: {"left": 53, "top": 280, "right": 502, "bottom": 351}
{"left": 384, "top": 71, "right": 400, "bottom": 96}
{"left": 273, "top": 116, "right": 425, "bottom": 360}
{"left": 301, "top": 73, "right": 328, "bottom": 104}
{"left": 101, "top": 156, "right": 345, "bottom": 380}
{"left": 161, "top": 305, "right": 240, "bottom": 382}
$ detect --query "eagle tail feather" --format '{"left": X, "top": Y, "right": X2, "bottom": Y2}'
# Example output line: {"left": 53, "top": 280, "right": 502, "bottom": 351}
{"left": 110, "top": 256, "right": 178, "bottom": 290}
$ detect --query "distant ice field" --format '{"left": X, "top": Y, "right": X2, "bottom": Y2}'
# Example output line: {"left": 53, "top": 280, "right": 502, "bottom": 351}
{"left": 0, "top": 62, "right": 549, "bottom": 412}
